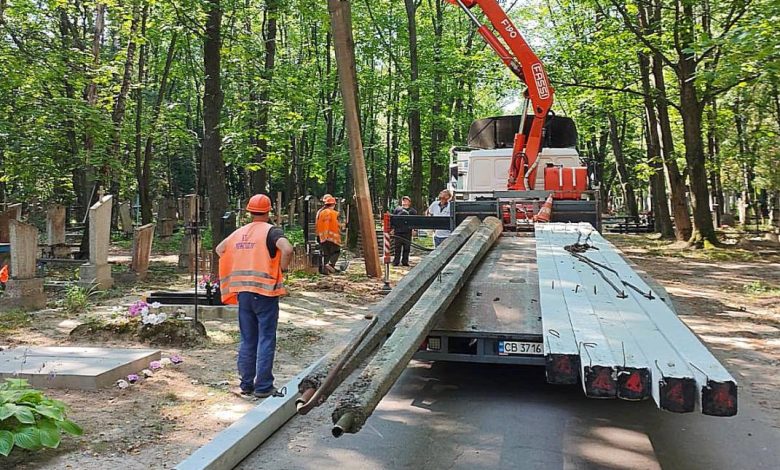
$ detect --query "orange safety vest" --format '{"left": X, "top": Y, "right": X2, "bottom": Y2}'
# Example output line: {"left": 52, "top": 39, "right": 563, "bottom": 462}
{"left": 316, "top": 207, "right": 342, "bottom": 246}
{"left": 218, "top": 222, "right": 286, "bottom": 304}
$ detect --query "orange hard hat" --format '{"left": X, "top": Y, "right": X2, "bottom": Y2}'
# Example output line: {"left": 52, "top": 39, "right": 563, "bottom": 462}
{"left": 246, "top": 194, "right": 272, "bottom": 214}
{"left": 324, "top": 196, "right": 336, "bottom": 205}
{"left": 0, "top": 264, "right": 8, "bottom": 284}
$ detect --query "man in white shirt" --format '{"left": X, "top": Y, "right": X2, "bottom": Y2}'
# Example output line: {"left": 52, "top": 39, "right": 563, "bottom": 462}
{"left": 426, "top": 189, "right": 452, "bottom": 247}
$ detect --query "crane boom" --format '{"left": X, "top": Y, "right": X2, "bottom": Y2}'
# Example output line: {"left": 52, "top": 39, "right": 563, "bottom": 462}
{"left": 448, "top": 0, "right": 554, "bottom": 190}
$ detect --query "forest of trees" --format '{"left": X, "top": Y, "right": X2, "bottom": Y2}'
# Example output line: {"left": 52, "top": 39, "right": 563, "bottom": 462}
{"left": 1, "top": 0, "right": 778, "bottom": 250}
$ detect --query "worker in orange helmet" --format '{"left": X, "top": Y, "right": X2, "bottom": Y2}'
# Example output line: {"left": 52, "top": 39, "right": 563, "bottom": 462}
{"left": 216, "top": 194, "right": 294, "bottom": 398}
{"left": 0, "top": 264, "right": 8, "bottom": 285}
{"left": 316, "top": 195, "right": 343, "bottom": 274}
{"left": 316, "top": 194, "right": 333, "bottom": 220}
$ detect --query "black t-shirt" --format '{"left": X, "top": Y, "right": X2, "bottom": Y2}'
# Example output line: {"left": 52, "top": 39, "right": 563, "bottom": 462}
{"left": 267, "top": 226, "right": 286, "bottom": 257}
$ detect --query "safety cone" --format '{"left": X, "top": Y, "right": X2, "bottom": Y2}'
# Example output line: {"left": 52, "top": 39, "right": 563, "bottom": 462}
{"left": 535, "top": 194, "right": 554, "bottom": 223}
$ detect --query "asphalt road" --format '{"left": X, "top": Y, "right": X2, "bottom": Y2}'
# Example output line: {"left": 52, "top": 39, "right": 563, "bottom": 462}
{"left": 240, "top": 361, "right": 779, "bottom": 470}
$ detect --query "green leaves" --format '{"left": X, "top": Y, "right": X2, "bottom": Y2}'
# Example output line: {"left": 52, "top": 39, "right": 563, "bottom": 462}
{"left": 0, "top": 430, "right": 13, "bottom": 457}
{"left": 58, "top": 419, "right": 84, "bottom": 436}
{"left": 0, "top": 378, "right": 81, "bottom": 456}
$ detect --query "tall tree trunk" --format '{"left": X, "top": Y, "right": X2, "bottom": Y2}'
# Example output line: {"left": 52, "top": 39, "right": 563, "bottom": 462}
{"left": 203, "top": 0, "right": 230, "bottom": 271}
{"left": 250, "top": 0, "right": 279, "bottom": 194}
{"left": 108, "top": 1, "right": 141, "bottom": 221}
{"left": 134, "top": 4, "right": 151, "bottom": 224}
{"left": 404, "top": 0, "right": 424, "bottom": 211}
{"left": 79, "top": 2, "right": 106, "bottom": 258}
{"left": 608, "top": 114, "right": 638, "bottom": 219}
{"left": 637, "top": 48, "right": 674, "bottom": 237}
{"left": 677, "top": 2, "right": 716, "bottom": 246}
{"left": 140, "top": 31, "right": 178, "bottom": 223}
{"left": 706, "top": 98, "right": 724, "bottom": 226}
{"left": 427, "top": 0, "right": 446, "bottom": 200}
{"left": 650, "top": 0, "right": 691, "bottom": 241}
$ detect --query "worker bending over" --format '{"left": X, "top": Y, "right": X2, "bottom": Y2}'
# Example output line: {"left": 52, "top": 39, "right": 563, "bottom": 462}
{"left": 316, "top": 196, "right": 342, "bottom": 274}
{"left": 426, "top": 189, "right": 452, "bottom": 247}
{"left": 216, "top": 194, "right": 293, "bottom": 398}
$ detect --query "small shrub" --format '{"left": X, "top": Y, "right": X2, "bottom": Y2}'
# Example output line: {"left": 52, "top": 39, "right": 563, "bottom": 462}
{"left": 62, "top": 285, "right": 97, "bottom": 314}
{"left": 0, "top": 378, "right": 83, "bottom": 456}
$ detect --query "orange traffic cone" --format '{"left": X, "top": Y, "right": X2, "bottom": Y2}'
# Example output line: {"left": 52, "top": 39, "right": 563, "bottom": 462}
{"left": 0, "top": 264, "right": 8, "bottom": 284}
{"left": 535, "top": 194, "right": 554, "bottom": 223}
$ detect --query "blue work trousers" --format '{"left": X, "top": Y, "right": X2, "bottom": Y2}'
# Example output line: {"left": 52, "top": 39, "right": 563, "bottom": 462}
{"left": 237, "top": 292, "right": 279, "bottom": 393}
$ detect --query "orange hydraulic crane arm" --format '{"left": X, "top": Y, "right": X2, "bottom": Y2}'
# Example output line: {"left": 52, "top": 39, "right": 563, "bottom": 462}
{"left": 447, "top": 0, "right": 554, "bottom": 190}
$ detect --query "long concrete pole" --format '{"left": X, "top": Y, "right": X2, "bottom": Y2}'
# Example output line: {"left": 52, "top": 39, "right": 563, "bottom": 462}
{"left": 331, "top": 217, "right": 503, "bottom": 436}
{"left": 328, "top": 0, "right": 381, "bottom": 277}
{"left": 297, "top": 217, "right": 481, "bottom": 408}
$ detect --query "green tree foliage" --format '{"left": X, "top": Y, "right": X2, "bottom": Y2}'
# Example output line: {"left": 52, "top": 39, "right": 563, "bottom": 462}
{"left": 0, "top": 0, "right": 778, "bottom": 242}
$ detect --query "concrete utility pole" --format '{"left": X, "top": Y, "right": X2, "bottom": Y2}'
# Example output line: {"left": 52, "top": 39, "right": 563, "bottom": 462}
{"left": 328, "top": 0, "right": 381, "bottom": 278}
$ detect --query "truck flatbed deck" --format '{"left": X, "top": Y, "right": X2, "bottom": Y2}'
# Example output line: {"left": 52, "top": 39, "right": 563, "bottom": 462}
{"left": 414, "top": 233, "right": 544, "bottom": 365}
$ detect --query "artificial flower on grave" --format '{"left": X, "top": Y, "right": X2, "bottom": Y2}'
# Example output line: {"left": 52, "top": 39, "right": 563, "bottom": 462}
{"left": 127, "top": 300, "right": 169, "bottom": 325}
{"left": 149, "top": 360, "right": 162, "bottom": 371}
{"left": 127, "top": 374, "right": 139, "bottom": 384}
{"left": 116, "top": 379, "right": 129, "bottom": 389}
{"left": 142, "top": 369, "right": 154, "bottom": 378}
{"left": 169, "top": 354, "right": 184, "bottom": 365}
{"left": 199, "top": 273, "right": 217, "bottom": 289}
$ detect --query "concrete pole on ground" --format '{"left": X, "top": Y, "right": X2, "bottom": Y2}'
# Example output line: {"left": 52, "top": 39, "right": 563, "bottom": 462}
{"left": 328, "top": 0, "right": 381, "bottom": 278}
{"left": 298, "top": 217, "right": 481, "bottom": 404}
{"left": 330, "top": 218, "right": 503, "bottom": 436}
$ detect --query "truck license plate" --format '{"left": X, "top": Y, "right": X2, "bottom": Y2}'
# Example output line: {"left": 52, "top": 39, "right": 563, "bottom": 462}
{"left": 499, "top": 341, "right": 543, "bottom": 355}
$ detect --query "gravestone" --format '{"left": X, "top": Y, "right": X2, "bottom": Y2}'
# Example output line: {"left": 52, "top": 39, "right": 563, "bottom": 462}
{"left": 79, "top": 195, "right": 113, "bottom": 290}
{"left": 0, "top": 205, "right": 21, "bottom": 243}
{"left": 0, "top": 346, "right": 160, "bottom": 390}
{"left": 119, "top": 202, "right": 134, "bottom": 236}
{"left": 3, "top": 220, "right": 45, "bottom": 310}
{"left": 46, "top": 204, "right": 70, "bottom": 258}
{"left": 178, "top": 194, "right": 200, "bottom": 270}
{"left": 157, "top": 198, "right": 177, "bottom": 238}
{"left": 7, "top": 203, "right": 22, "bottom": 220}
{"left": 131, "top": 223, "right": 155, "bottom": 281}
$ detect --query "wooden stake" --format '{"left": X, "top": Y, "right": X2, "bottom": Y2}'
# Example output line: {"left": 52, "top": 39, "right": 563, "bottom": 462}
{"left": 327, "top": 0, "right": 381, "bottom": 277}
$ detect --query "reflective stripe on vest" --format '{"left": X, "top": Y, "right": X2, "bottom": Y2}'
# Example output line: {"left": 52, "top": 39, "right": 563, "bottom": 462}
{"left": 316, "top": 208, "right": 342, "bottom": 245}
{"left": 218, "top": 221, "right": 286, "bottom": 304}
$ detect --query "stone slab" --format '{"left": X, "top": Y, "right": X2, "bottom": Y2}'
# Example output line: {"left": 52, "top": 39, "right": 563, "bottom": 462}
{"left": 131, "top": 223, "right": 155, "bottom": 280}
{"left": 10, "top": 220, "right": 38, "bottom": 279}
{"left": 1, "top": 278, "right": 45, "bottom": 311}
{"left": 0, "top": 346, "right": 161, "bottom": 390}
{"left": 89, "top": 195, "right": 113, "bottom": 265}
{"left": 79, "top": 263, "right": 113, "bottom": 290}
{"left": 47, "top": 204, "right": 67, "bottom": 246}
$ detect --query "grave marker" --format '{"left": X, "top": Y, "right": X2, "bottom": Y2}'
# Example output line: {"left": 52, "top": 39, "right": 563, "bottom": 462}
{"left": 119, "top": 202, "right": 134, "bottom": 236}
{"left": 79, "top": 195, "right": 113, "bottom": 290}
{"left": 131, "top": 223, "right": 155, "bottom": 280}
{"left": 3, "top": 220, "right": 45, "bottom": 310}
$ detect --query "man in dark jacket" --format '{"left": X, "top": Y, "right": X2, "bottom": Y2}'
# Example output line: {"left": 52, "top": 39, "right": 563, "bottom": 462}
{"left": 392, "top": 196, "right": 417, "bottom": 266}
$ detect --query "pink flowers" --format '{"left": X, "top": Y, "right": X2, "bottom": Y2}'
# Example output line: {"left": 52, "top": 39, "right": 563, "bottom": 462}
{"left": 149, "top": 361, "right": 162, "bottom": 371}
{"left": 127, "top": 300, "right": 167, "bottom": 325}
{"left": 127, "top": 374, "right": 139, "bottom": 384}
{"left": 199, "top": 273, "right": 217, "bottom": 289}
{"left": 170, "top": 354, "right": 183, "bottom": 365}
{"left": 128, "top": 300, "right": 149, "bottom": 318}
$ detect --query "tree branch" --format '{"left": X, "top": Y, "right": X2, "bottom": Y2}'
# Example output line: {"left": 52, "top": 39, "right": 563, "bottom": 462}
{"left": 601, "top": 0, "right": 676, "bottom": 70}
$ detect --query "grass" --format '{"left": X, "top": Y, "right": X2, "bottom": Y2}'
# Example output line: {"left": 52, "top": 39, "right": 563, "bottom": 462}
{"left": 0, "top": 309, "right": 32, "bottom": 332}
{"left": 63, "top": 284, "right": 97, "bottom": 313}
{"left": 742, "top": 280, "right": 780, "bottom": 296}
{"left": 286, "top": 269, "right": 320, "bottom": 282}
